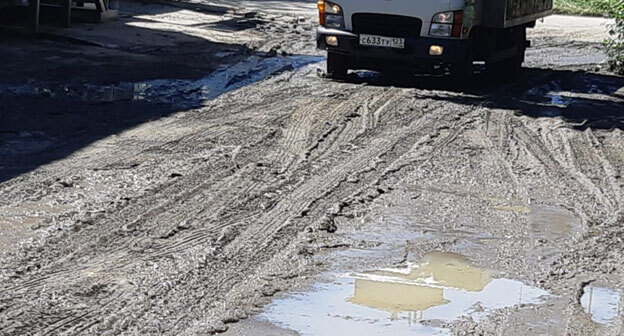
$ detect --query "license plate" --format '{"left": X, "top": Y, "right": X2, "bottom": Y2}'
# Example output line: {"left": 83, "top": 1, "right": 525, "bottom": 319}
{"left": 359, "top": 34, "right": 405, "bottom": 49}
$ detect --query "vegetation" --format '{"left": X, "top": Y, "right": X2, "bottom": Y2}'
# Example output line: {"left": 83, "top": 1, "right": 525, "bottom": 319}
{"left": 553, "top": 0, "right": 623, "bottom": 74}
{"left": 553, "top": 0, "right": 618, "bottom": 17}
{"left": 603, "top": 0, "right": 624, "bottom": 74}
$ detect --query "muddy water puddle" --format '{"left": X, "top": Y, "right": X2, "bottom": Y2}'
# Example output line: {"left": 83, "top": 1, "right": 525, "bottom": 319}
{"left": 523, "top": 205, "right": 583, "bottom": 266}
{"left": 259, "top": 252, "right": 551, "bottom": 336}
{"left": 529, "top": 205, "right": 581, "bottom": 241}
{"left": 581, "top": 285, "right": 622, "bottom": 325}
{"left": 521, "top": 76, "right": 624, "bottom": 125}
{"left": 0, "top": 55, "right": 322, "bottom": 108}
{"left": 487, "top": 201, "right": 581, "bottom": 240}
{"left": 0, "top": 202, "right": 69, "bottom": 253}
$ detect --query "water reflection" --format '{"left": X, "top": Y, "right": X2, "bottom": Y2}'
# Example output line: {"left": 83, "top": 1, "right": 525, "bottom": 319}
{"left": 349, "top": 253, "right": 490, "bottom": 315}
{"left": 348, "top": 252, "right": 548, "bottom": 323}
{"left": 581, "top": 286, "right": 621, "bottom": 325}
{"left": 260, "top": 252, "right": 551, "bottom": 336}
{"left": 0, "top": 56, "right": 323, "bottom": 108}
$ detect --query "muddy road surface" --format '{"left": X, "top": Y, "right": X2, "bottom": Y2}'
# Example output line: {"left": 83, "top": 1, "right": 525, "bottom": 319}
{"left": 1, "top": 3, "right": 624, "bottom": 335}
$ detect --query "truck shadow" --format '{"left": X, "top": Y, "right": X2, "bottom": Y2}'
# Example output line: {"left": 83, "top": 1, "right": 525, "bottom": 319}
{"left": 343, "top": 68, "right": 624, "bottom": 131}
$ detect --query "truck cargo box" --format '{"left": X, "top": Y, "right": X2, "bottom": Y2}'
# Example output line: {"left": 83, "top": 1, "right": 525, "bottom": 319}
{"left": 483, "top": 0, "right": 553, "bottom": 28}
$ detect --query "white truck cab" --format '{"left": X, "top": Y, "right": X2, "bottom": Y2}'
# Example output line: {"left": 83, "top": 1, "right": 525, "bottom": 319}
{"left": 316, "top": 0, "right": 553, "bottom": 79}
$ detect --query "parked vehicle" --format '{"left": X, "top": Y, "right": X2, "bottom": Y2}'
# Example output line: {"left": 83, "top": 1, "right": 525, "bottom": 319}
{"left": 316, "top": 0, "right": 553, "bottom": 78}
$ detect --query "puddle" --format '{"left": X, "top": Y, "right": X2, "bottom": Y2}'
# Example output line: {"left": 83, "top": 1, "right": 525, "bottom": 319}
{"left": 521, "top": 76, "right": 624, "bottom": 125}
{"left": 260, "top": 252, "right": 551, "bottom": 336}
{"left": 0, "top": 55, "right": 322, "bottom": 108}
{"left": 488, "top": 203, "right": 581, "bottom": 241}
{"left": 102, "top": 55, "right": 322, "bottom": 108}
{"left": 547, "top": 92, "right": 575, "bottom": 107}
{"left": 529, "top": 205, "right": 581, "bottom": 240}
{"left": 523, "top": 81, "right": 575, "bottom": 111}
{"left": 581, "top": 285, "right": 621, "bottom": 325}
{"left": 0, "top": 202, "right": 69, "bottom": 253}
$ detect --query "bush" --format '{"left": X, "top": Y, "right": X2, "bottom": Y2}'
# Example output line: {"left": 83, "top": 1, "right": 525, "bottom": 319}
{"left": 604, "top": 1, "right": 624, "bottom": 74}
{"left": 555, "top": 0, "right": 613, "bottom": 16}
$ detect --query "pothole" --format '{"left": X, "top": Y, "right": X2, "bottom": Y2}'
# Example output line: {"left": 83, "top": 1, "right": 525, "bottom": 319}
{"left": 258, "top": 252, "right": 551, "bottom": 336}
{"left": 581, "top": 285, "right": 621, "bottom": 326}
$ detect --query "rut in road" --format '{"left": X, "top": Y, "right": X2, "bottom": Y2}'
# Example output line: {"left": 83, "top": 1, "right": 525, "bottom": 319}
{"left": 1, "top": 62, "right": 623, "bottom": 336}
{"left": 2, "top": 62, "right": 624, "bottom": 335}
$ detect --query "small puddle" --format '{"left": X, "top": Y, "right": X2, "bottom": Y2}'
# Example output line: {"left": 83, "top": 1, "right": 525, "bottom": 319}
{"left": 259, "top": 252, "right": 551, "bottom": 336}
{"left": 581, "top": 285, "right": 621, "bottom": 325}
{"left": 521, "top": 81, "right": 574, "bottom": 117}
{"left": 547, "top": 92, "right": 575, "bottom": 108}
{"left": 488, "top": 203, "right": 581, "bottom": 241}
{"left": 0, "top": 202, "right": 69, "bottom": 253}
{"left": 98, "top": 55, "right": 322, "bottom": 108}
{"left": 0, "top": 55, "right": 322, "bottom": 108}
{"left": 521, "top": 76, "right": 624, "bottom": 124}
{"left": 529, "top": 205, "right": 581, "bottom": 241}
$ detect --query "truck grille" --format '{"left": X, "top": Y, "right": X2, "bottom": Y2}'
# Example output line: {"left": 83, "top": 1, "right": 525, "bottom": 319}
{"left": 351, "top": 13, "right": 422, "bottom": 38}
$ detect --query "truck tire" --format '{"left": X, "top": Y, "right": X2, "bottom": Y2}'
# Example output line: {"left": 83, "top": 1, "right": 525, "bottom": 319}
{"left": 450, "top": 35, "right": 475, "bottom": 82}
{"left": 327, "top": 52, "right": 348, "bottom": 79}
{"left": 497, "top": 48, "right": 524, "bottom": 77}
{"left": 487, "top": 27, "right": 526, "bottom": 80}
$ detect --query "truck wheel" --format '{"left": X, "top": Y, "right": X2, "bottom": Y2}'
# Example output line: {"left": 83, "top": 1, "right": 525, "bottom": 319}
{"left": 488, "top": 48, "right": 525, "bottom": 81}
{"left": 505, "top": 50, "right": 524, "bottom": 75}
{"left": 450, "top": 36, "right": 474, "bottom": 82}
{"left": 487, "top": 27, "right": 526, "bottom": 80}
{"left": 327, "top": 52, "right": 348, "bottom": 79}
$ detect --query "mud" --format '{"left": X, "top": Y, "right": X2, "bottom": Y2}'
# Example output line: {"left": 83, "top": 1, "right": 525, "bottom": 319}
{"left": 1, "top": 3, "right": 624, "bottom": 336}
{"left": 0, "top": 202, "right": 68, "bottom": 254}
{"left": 0, "top": 55, "right": 322, "bottom": 107}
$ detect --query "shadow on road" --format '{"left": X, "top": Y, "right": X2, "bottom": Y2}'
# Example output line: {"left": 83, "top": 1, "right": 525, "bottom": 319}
{"left": 0, "top": 0, "right": 317, "bottom": 184}
{"left": 340, "top": 67, "right": 624, "bottom": 132}
{"left": 0, "top": 54, "right": 321, "bottom": 184}
{"left": 0, "top": 1, "right": 262, "bottom": 85}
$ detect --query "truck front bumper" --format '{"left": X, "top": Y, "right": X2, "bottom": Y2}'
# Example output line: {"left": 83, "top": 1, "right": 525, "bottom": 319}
{"left": 316, "top": 26, "right": 469, "bottom": 71}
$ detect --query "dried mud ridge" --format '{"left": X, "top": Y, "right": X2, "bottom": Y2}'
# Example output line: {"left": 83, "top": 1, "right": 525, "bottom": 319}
{"left": 1, "top": 11, "right": 624, "bottom": 336}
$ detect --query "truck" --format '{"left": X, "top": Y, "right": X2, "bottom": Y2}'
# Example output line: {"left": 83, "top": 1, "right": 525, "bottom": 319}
{"left": 316, "top": 0, "right": 553, "bottom": 79}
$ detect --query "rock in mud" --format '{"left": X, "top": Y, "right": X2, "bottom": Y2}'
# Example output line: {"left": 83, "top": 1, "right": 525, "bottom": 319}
{"left": 317, "top": 215, "right": 337, "bottom": 233}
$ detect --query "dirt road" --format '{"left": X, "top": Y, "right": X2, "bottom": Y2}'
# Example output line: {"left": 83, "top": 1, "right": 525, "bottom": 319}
{"left": 1, "top": 3, "right": 623, "bottom": 335}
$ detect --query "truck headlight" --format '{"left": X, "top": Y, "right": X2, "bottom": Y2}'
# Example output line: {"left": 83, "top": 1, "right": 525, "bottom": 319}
{"left": 430, "top": 23, "right": 452, "bottom": 37}
{"left": 324, "top": 1, "right": 342, "bottom": 15}
{"left": 430, "top": 11, "right": 463, "bottom": 37}
{"left": 432, "top": 12, "right": 454, "bottom": 24}
{"left": 318, "top": 0, "right": 345, "bottom": 29}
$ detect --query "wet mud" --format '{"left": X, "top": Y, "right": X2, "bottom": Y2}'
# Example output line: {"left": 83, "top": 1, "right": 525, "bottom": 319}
{"left": 1, "top": 3, "right": 623, "bottom": 336}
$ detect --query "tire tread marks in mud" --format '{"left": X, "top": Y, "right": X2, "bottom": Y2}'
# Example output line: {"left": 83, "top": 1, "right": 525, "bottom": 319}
{"left": 0, "top": 68, "right": 475, "bottom": 335}
{"left": 2, "top": 55, "right": 624, "bottom": 336}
